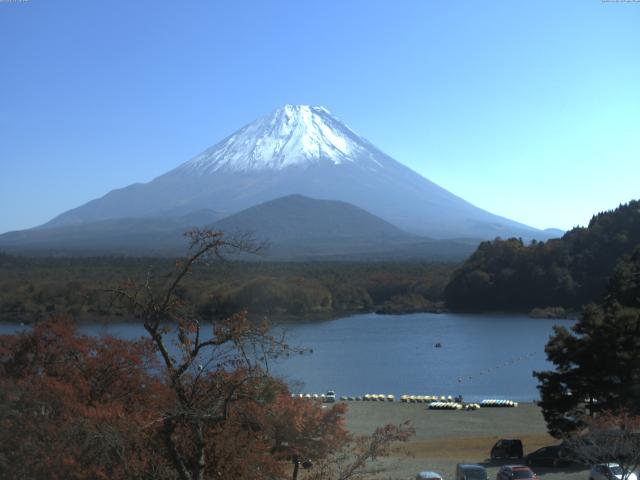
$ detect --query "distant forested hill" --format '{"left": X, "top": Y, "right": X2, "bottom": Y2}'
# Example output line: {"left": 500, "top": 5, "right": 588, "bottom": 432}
{"left": 444, "top": 200, "right": 640, "bottom": 311}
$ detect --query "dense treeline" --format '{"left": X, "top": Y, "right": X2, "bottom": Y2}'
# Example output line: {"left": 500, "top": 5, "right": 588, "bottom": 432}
{"left": 445, "top": 199, "right": 640, "bottom": 312}
{"left": 0, "top": 254, "right": 456, "bottom": 323}
{"left": 535, "top": 242, "right": 640, "bottom": 437}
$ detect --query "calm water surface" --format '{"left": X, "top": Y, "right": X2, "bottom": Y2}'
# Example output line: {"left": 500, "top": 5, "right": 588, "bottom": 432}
{"left": 0, "top": 313, "right": 573, "bottom": 402}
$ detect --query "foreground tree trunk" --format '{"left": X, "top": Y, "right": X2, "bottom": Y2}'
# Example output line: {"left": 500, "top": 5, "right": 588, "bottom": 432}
{"left": 111, "top": 229, "right": 281, "bottom": 480}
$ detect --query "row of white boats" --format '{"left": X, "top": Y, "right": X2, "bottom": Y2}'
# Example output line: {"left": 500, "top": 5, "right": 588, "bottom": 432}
{"left": 290, "top": 392, "right": 519, "bottom": 408}
{"left": 479, "top": 399, "right": 519, "bottom": 407}
{"left": 428, "top": 402, "right": 480, "bottom": 410}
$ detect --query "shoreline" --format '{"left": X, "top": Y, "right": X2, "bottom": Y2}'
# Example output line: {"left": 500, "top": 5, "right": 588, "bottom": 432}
{"left": 1, "top": 304, "right": 579, "bottom": 326}
{"left": 0, "top": 305, "right": 449, "bottom": 326}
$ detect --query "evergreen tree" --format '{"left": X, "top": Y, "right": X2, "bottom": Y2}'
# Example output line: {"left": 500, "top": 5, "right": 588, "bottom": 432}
{"left": 535, "top": 304, "right": 640, "bottom": 437}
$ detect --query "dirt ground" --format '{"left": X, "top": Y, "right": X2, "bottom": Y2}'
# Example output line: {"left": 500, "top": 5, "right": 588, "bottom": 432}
{"left": 337, "top": 402, "right": 589, "bottom": 480}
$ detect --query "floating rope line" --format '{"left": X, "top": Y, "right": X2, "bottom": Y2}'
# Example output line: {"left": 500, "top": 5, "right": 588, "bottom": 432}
{"left": 456, "top": 351, "right": 537, "bottom": 384}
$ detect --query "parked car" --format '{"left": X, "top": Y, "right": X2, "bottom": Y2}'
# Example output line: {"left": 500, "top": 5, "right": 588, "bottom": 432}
{"left": 589, "top": 463, "right": 638, "bottom": 480}
{"left": 416, "top": 471, "right": 444, "bottom": 480}
{"left": 456, "top": 463, "right": 487, "bottom": 479}
{"left": 325, "top": 390, "right": 336, "bottom": 403}
{"left": 496, "top": 465, "right": 537, "bottom": 479}
{"left": 491, "top": 439, "right": 524, "bottom": 460}
{"left": 524, "top": 445, "right": 571, "bottom": 468}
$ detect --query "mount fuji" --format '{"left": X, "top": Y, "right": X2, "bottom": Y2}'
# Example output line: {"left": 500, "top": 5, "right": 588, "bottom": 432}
{"left": 1, "top": 105, "right": 559, "bottom": 257}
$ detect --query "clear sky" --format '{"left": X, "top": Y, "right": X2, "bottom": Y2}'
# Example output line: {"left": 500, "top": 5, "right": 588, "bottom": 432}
{"left": 1, "top": 0, "right": 639, "bottom": 234}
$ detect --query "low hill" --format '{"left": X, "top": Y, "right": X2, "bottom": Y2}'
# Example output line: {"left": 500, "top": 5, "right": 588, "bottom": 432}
{"left": 444, "top": 200, "right": 640, "bottom": 311}
{"left": 213, "top": 194, "right": 412, "bottom": 244}
{"left": 209, "top": 194, "right": 479, "bottom": 261}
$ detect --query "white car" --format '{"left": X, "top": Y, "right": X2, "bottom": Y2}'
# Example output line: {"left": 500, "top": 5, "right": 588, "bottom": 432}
{"left": 325, "top": 390, "right": 336, "bottom": 403}
{"left": 416, "top": 471, "right": 443, "bottom": 480}
{"left": 590, "top": 463, "right": 637, "bottom": 480}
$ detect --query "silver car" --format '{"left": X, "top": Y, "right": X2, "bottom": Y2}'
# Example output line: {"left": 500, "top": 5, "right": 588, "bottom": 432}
{"left": 590, "top": 463, "right": 638, "bottom": 480}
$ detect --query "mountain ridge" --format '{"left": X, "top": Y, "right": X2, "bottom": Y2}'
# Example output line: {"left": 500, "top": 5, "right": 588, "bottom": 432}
{"left": 0, "top": 194, "right": 478, "bottom": 261}
{"left": 23, "top": 104, "right": 560, "bottom": 242}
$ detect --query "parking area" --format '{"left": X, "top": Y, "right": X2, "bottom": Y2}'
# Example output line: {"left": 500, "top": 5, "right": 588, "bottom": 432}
{"left": 341, "top": 402, "right": 589, "bottom": 479}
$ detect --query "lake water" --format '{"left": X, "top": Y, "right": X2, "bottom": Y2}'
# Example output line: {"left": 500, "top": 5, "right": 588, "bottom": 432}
{"left": 0, "top": 312, "right": 574, "bottom": 402}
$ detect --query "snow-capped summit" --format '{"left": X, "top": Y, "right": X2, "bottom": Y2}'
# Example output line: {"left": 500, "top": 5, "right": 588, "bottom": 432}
{"left": 180, "top": 104, "right": 380, "bottom": 174}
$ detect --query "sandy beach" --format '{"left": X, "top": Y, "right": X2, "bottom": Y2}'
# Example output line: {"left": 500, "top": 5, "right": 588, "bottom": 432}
{"left": 338, "top": 401, "right": 589, "bottom": 480}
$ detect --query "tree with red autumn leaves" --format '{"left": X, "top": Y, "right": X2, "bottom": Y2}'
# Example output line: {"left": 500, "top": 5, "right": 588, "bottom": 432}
{"left": 0, "top": 316, "right": 351, "bottom": 479}
{"left": 0, "top": 229, "right": 413, "bottom": 480}
{"left": 0, "top": 316, "right": 169, "bottom": 479}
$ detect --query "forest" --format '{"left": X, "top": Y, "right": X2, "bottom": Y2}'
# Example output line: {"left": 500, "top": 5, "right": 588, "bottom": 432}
{"left": 4, "top": 200, "right": 639, "bottom": 322}
{"left": 445, "top": 200, "right": 640, "bottom": 312}
{"left": 0, "top": 254, "right": 456, "bottom": 324}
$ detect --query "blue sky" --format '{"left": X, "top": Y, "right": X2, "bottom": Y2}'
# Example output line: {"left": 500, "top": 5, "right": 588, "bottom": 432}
{"left": 1, "top": 0, "right": 639, "bottom": 234}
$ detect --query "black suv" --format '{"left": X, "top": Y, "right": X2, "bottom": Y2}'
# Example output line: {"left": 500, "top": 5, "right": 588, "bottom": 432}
{"left": 524, "top": 445, "right": 571, "bottom": 468}
{"left": 490, "top": 439, "right": 523, "bottom": 460}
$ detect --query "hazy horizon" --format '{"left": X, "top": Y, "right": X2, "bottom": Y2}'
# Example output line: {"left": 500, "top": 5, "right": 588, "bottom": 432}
{"left": 1, "top": 1, "right": 639, "bottom": 234}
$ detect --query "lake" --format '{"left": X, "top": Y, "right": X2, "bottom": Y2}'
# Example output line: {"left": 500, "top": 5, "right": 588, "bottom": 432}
{"left": 0, "top": 312, "right": 574, "bottom": 402}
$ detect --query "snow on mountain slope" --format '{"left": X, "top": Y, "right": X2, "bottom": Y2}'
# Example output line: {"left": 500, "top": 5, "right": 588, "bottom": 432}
{"left": 180, "top": 105, "right": 381, "bottom": 173}
{"left": 37, "top": 104, "right": 558, "bottom": 241}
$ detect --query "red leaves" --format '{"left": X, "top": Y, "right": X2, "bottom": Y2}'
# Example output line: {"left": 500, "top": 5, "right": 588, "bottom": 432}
{"left": 267, "top": 393, "right": 349, "bottom": 462}
{"left": 0, "top": 317, "right": 353, "bottom": 480}
{"left": 0, "top": 316, "right": 168, "bottom": 479}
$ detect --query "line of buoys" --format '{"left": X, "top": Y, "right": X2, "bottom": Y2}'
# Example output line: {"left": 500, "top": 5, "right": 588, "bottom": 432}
{"left": 458, "top": 351, "right": 538, "bottom": 383}
{"left": 480, "top": 399, "right": 518, "bottom": 407}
